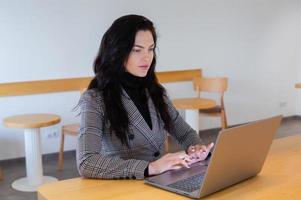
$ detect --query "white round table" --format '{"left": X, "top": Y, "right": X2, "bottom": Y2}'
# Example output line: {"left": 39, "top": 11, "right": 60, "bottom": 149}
{"left": 3, "top": 113, "right": 61, "bottom": 192}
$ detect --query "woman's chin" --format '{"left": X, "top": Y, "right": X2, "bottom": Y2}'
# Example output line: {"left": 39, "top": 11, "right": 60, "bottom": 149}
{"left": 136, "top": 71, "right": 149, "bottom": 77}
{"left": 127, "top": 68, "right": 149, "bottom": 77}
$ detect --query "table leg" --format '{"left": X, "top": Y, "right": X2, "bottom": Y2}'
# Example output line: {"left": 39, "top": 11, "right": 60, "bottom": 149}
{"left": 185, "top": 109, "right": 199, "bottom": 132}
{"left": 11, "top": 128, "right": 58, "bottom": 192}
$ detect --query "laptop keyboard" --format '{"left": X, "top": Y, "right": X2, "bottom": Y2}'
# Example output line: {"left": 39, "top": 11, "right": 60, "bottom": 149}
{"left": 167, "top": 173, "right": 205, "bottom": 193}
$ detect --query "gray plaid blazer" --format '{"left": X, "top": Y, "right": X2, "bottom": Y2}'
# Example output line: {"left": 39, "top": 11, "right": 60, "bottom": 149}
{"left": 76, "top": 89, "right": 202, "bottom": 180}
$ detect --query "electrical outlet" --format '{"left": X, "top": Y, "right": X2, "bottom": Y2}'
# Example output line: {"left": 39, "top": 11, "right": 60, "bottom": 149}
{"left": 53, "top": 131, "right": 59, "bottom": 138}
{"left": 47, "top": 132, "right": 59, "bottom": 139}
{"left": 279, "top": 101, "right": 287, "bottom": 108}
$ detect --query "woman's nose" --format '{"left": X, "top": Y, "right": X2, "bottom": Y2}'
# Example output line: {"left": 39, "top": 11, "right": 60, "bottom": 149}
{"left": 143, "top": 50, "right": 151, "bottom": 61}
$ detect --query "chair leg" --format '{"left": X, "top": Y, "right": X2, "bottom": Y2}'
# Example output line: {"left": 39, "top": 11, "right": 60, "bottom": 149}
{"left": 221, "top": 110, "right": 228, "bottom": 129}
{"left": 58, "top": 130, "right": 65, "bottom": 170}
{"left": 0, "top": 168, "right": 3, "bottom": 180}
{"left": 164, "top": 134, "right": 169, "bottom": 153}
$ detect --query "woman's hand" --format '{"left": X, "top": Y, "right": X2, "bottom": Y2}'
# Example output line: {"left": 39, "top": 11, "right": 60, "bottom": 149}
{"left": 186, "top": 142, "right": 214, "bottom": 163}
{"left": 148, "top": 151, "right": 193, "bottom": 175}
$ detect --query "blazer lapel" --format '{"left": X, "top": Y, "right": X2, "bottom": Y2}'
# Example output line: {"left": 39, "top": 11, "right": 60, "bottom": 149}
{"left": 121, "top": 88, "right": 160, "bottom": 150}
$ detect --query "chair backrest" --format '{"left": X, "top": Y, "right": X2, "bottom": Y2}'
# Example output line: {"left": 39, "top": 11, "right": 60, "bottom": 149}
{"left": 193, "top": 77, "right": 228, "bottom": 94}
{"left": 80, "top": 88, "right": 87, "bottom": 94}
{"left": 193, "top": 77, "right": 228, "bottom": 107}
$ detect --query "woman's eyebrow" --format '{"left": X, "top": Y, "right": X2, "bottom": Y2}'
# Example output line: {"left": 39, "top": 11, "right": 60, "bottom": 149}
{"left": 133, "top": 44, "right": 155, "bottom": 48}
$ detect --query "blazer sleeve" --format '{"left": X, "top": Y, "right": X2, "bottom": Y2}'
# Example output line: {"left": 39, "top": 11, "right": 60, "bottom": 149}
{"left": 76, "top": 90, "right": 149, "bottom": 180}
{"left": 164, "top": 95, "right": 202, "bottom": 151}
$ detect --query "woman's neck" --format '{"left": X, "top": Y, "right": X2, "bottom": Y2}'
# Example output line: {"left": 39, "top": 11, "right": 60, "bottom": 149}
{"left": 121, "top": 72, "right": 147, "bottom": 89}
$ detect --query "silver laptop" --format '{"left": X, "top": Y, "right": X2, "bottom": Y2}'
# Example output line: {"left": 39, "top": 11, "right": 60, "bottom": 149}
{"left": 145, "top": 115, "right": 282, "bottom": 199}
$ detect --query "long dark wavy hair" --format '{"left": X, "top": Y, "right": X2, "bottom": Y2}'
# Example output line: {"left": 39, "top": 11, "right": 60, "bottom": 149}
{"left": 88, "top": 14, "right": 171, "bottom": 146}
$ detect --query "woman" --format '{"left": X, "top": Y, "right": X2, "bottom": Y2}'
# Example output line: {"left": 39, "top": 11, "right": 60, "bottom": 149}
{"left": 77, "top": 14, "right": 213, "bottom": 180}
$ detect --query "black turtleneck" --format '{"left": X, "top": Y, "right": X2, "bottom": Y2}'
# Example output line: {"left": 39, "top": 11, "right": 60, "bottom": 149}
{"left": 121, "top": 72, "right": 152, "bottom": 130}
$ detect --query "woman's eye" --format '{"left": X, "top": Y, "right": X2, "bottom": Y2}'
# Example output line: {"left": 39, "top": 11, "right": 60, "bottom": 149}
{"left": 132, "top": 49, "right": 141, "bottom": 53}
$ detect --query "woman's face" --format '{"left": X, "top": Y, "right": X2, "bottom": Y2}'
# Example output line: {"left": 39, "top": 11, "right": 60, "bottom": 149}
{"left": 125, "top": 30, "right": 155, "bottom": 77}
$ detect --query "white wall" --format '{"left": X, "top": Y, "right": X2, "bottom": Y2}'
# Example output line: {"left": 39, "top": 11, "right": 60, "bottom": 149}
{"left": 296, "top": 1, "right": 301, "bottom": 115}
{"left": 0, "top": 0, "right": 300, "bottom": 160}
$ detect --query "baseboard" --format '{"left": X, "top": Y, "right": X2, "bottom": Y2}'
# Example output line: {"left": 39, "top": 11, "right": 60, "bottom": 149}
{"left": 0, "top": 150, "right": 75, "bottom": 167}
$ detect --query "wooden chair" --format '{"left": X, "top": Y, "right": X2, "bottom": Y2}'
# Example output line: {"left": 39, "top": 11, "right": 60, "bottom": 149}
{"left": 193, "top": 77, "right": 228, "bottom": 129}
{"left": 57, "top": 123, "right": 80, "bottom": 170}
{"left": 58, "top": 88, "right": 85, "bottom": 171}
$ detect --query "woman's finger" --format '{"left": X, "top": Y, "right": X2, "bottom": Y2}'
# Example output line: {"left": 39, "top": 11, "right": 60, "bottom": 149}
{"left": 197, "top": 145, "right": 207, "bottom": 152}
{"left": 207, "top": 142, "right": 214, "bottom": 150}
{"left": 183, "top": 156, "right": 193, "bottom": 163}
{"left": 169, "top": 165, "right": 183, "bottom": 170}
{"left": 189, "top": 146, "right": 195, "bottom": 153}
{"left": 171, "top": 158, "right": 190, "bottom": 168}
{"left": 177, "top": 159, "right": 190, "bottom": 168}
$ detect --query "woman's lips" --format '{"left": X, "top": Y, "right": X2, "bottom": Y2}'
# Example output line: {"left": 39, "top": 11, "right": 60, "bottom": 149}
{"left": 139, "top": 65, "right": 149, "bottom": 69}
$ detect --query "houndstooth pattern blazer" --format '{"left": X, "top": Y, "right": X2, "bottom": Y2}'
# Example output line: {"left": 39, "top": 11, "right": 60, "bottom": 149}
{"left": 76, "top": 88, "right": 202, "bottom": 180}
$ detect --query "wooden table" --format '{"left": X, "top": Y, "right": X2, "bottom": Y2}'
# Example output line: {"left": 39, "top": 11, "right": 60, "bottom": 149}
{"left": 3, "top": 113, "right": 61, "bottom": 192}
{"left": 172, "top": 98, "right": 216, "bottom": 132}
{"left": 38, "top": 134, "right": 301, "bottom": 200}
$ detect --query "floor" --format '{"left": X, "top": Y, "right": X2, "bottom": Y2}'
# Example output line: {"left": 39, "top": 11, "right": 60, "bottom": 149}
{"left": 0, "top": 116, "right": 300, "bottom": 200}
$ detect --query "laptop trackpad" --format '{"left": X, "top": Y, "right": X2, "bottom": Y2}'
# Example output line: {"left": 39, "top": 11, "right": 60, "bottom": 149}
{"left": 146, "top": 161, "right": 208, "bottom": 186}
